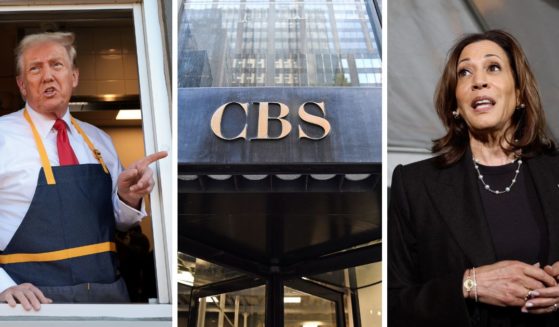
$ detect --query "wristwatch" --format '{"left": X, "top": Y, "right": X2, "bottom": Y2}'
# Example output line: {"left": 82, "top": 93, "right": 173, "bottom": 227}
{"left": 463, "top": 269, "right": 476, "bottom": 298}
{"left": 463, "top": 277, "right": 476, "bottom": 292}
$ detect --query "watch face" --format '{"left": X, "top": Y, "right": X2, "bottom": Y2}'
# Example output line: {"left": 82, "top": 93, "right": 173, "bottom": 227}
{"left": 464, "top": 279, "right": 475, "bottom": 291}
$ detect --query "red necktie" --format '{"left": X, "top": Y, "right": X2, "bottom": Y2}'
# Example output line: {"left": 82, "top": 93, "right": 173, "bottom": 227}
{"left": 53, "top": 119, "right": 79, "bottom": 166}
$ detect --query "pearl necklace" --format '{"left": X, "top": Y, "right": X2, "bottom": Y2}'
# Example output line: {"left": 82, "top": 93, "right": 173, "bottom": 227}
{"left": 472, "top": 157, "right": 522, "bottom": 194}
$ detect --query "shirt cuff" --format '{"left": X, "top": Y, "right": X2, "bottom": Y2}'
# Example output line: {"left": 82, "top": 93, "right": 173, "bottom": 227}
{"left": 114, "top": 195, "right": 147, "bottom": 231}
{"left": 0, "top": 269, "right": 17, "bottom": 294}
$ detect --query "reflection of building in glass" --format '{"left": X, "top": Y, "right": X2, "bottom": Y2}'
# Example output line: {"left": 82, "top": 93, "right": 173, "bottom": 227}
{"left": 179, "top": 23, "right": 213, "bottom": 87}
{"left": 179, "top": 0, "right": 381, "bottom": 87}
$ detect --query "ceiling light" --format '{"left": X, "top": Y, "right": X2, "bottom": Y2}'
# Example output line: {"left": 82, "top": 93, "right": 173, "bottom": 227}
{"left": 178, "top": 175, "right": 198, "bottom": 181}
{"left": 345, "top": 174, "right": 371, "bottom": 181}
{"left": 283, "top": 297, "right": 301, "bottom": 303}
{"left": 243, "top": 175, "right": 267, "bottom": 180}
{"left": 116, "top": 109, "right": 142, "bottom": 120}
{"left": 311, "top": 174, "right": 335, "bottom": 180}
{"left": 302, "top": 322, "right": 321, "bottom": 327}
{"left": 276, "top": 174, "right": 301, "bottom": 180}
{"left": 208, "top": 175, "right": 232, "bottom": 180}
{"left": 103, "top": 94, "right": 118, "bottom": 101}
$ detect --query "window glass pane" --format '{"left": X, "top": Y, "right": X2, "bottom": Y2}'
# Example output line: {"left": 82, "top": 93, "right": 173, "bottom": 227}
{"left": 177, "top": 252, "right": 244, "bottom": 287}
{"left": 178, "top": 253, "right": 254, "bottom": 325}
{"left": 358, "top": 73, "right": 367, "bottom": 84}
{"left": 284, "top": 287, "right": 336, "bottom": 327}
{"left": 197, "top": 285, "right": 266, "bottom": 327}
{"left": 358, "top": 283, "right": 382, "bottom": 327}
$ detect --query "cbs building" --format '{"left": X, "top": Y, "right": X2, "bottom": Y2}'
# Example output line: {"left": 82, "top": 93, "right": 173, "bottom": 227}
{"left": 178, "top": 1, "right": 382, "bottom": 327}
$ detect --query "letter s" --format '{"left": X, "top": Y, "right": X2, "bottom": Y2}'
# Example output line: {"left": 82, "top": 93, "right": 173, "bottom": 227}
{"left": 298, "top": 101, "right": 331, "bottom": 140}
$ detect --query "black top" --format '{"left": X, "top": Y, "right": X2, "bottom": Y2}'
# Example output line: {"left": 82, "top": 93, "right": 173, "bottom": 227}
{"left": 388, "top": 151, "right": 559, "bottom": 327}
{"left": 476, "top": 159, "right": 549, "bottom": 265}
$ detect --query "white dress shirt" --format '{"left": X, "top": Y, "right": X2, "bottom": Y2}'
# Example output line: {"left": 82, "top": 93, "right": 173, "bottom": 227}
{"left": 0, "top": 105, "right": 146, "bottom": 293}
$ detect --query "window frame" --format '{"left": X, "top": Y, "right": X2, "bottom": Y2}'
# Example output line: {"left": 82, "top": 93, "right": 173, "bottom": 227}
{"left": 0, "top": 1, "right": 172, "bottom": 322}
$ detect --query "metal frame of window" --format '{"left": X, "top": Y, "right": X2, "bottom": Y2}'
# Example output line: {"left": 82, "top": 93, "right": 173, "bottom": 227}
{"left": 0, "top": 1, "right": 172, "bottom": 322}
{"left": 365, "top": 0, "right": 382, "bottom": 58}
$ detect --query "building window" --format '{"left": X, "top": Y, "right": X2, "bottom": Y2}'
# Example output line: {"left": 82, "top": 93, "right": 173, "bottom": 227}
{"left": 180, "top": 0, "right": 381, "bottom": 88}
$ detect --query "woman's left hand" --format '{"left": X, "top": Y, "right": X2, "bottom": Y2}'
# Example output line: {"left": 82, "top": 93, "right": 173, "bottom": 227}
{"left": 522, "top": 286, "right": 559, "bottom": 314}
{"left": 523, "top": 262, "right": 559, "bottom": 314}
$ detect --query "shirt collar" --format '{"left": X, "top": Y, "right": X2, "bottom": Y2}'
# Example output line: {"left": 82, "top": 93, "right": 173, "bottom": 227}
{"left": 25, "top": 103, "right": 74, "bottom": 139}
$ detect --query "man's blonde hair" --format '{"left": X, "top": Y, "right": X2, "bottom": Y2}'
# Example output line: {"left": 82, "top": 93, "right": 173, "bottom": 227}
{"left": 15, "top": 32, "right": 77, "bottom": 76}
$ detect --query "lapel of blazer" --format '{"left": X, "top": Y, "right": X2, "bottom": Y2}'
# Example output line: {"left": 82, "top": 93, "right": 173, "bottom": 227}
{"left": 526, "top": 154, "right": 559, "bottom": 263}
{"left": 425, "top": 152, "right": 497, "bottom": 266}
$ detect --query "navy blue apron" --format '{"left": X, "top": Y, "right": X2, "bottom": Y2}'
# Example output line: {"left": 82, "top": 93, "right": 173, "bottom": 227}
{"left": 0, "top": 109, "right": 129, "bottom": 302}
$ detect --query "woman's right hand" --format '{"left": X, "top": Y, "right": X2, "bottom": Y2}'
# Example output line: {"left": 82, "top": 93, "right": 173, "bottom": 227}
{"left": 466, "top": 261, "right": 556, "bottom": 307}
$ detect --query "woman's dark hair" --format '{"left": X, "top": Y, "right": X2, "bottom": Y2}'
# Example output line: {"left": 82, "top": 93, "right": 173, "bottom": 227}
{"left": 432, "top": 29, "right": 555, "bottom": 166}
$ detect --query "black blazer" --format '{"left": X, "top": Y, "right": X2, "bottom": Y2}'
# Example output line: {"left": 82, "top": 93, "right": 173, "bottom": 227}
{"left": 388, "top": 151, "right": 559, "bottom": 327}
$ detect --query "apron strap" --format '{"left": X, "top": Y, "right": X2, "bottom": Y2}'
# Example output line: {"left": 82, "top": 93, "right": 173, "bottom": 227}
{"left": 23, "top": 108, "right": 56, "bottom": 185}
{"left": 70, "top": 116, "right": 109, "bottom": 174}
{"left": 0, "top": 241, "right": 116, "bottom": 264}
{"left": 23, "top": 107, "right": 109, "bottom": 185}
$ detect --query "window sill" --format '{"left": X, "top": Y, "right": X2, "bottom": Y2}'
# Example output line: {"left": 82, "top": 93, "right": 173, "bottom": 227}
{"left": 0, "top": 303, "right": 171, "bottom": 326}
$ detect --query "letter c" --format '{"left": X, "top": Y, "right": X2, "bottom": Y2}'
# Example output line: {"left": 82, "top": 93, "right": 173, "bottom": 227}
{"left": 210, "top": 102, "right": 248, "bottom": 140}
